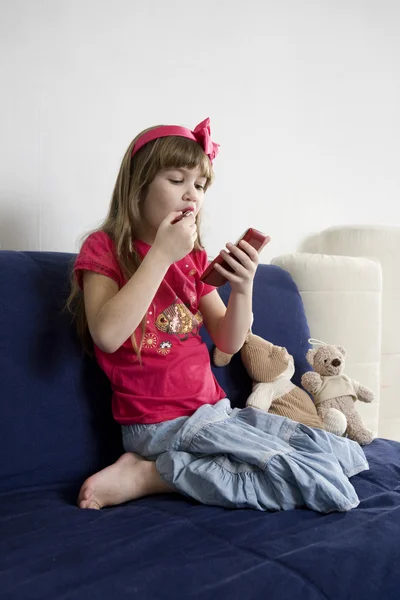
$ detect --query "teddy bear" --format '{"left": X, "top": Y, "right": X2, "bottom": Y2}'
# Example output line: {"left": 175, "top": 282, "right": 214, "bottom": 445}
{"left": 301, "top": 341, "right": 375, "bottom": 445}
{"left": 213, "top": 332, "right": 325, "bottom": 429}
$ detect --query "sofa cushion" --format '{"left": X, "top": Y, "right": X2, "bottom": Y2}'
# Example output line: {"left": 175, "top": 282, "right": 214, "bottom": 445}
{"left": 1, "top": 439, "right": 400, "bottom": 600}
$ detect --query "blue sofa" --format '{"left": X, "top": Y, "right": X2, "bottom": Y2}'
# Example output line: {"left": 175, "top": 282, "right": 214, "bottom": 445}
{"left": 1, "top": 250, "right": 400, "bottom": 600}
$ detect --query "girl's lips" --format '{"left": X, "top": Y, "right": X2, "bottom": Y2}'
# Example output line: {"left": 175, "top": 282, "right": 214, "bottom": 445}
{"left": 181, "top": 208, "right": 195, "bottom": 219}
{"left": 172, "top": 209, "right": 195, "bottom": 224}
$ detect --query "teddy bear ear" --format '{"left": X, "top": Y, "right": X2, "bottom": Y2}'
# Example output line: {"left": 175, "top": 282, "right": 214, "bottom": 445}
{"left": 336, "top": 345, "right": 346, "bottom": 356}
{"left": 306, "top": 349, "right": 317, "bottom": 365}
{"left": 213, "top": 347, "right": 233, "bottom": 367}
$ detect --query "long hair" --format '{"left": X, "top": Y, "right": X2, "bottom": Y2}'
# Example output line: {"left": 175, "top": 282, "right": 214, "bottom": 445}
{"left": 66, "top": 128, "right": 214, "bottom": 357}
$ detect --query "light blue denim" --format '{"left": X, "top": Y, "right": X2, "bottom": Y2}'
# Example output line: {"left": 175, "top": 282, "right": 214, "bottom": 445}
{"left": 122, "top": 399, "right": 368, "bottom": 513}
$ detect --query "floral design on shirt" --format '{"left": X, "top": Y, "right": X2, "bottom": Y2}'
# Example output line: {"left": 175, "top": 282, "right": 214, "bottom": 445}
{"left": 143, "top": 333, "right": 158, "bottom": 349}
{"left": 157, "top": 341, "right": 172, "bottom": 355}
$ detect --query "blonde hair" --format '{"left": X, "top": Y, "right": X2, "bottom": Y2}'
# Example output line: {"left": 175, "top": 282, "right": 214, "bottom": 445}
{"left": 66, "top": 127, "right": 215, "bottom": 356}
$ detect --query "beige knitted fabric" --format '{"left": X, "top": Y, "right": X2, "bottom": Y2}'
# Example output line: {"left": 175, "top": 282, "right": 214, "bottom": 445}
{"left": 268, "top": 387, "right": 324, "bottom": 429}
{"left": 241, "top": 335, "right": 287, "bottom": 382}
{"left": 213, "top": 347, "right": 233, "bottom": 367}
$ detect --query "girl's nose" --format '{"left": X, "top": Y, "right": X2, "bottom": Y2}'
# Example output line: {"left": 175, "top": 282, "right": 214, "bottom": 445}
{"left": 183, "top": 188, "right": 197, "bottom": 202}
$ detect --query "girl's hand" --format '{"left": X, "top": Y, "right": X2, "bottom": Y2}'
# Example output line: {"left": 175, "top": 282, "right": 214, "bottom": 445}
{"left": 153, "top": 211, "right": 197, "bottom": 265}
{"left": 214, "top": 240, "right": 260, "bottom": 294}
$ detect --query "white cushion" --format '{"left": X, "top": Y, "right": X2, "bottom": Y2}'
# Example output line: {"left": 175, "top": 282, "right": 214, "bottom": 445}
{"left": 271, "top": 252, "right": 382, "bottom": 436}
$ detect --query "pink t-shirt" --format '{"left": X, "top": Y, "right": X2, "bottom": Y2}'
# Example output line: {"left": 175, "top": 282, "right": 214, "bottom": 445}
{"left": 74, "top": 231, "right": 226, "bottom": 424}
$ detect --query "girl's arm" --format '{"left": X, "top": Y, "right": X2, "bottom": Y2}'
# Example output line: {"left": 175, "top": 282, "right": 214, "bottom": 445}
{"left": 84, "top": 211, "right": 196, "bottom": 353}
{"left": 199, "top": 240, "right": 259, "bottom": 355}
{"left": 83, "top": 246, "right": 169, "bottom": 354}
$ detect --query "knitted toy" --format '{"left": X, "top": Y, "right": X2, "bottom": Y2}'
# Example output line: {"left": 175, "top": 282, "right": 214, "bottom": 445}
{"left": 301, "top": 340, "right": 375, "bottom": 445}
{"left": 213, "top": 332, "right": 324, "bottom": 429}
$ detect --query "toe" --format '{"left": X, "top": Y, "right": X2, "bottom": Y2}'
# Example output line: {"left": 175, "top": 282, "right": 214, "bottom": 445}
{"left": 77, "top": 483, "right": 92, "bottom": 504}
{"left": 82, "top": 486, "right": 92, "bottom": 500}
{"left": 79, "top": 497, "right": 101, "bottom": 509}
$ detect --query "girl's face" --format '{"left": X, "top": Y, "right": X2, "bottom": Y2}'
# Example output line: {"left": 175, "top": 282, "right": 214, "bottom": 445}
{"left": 138, "top": 166, "right": 207, "bottom": 244}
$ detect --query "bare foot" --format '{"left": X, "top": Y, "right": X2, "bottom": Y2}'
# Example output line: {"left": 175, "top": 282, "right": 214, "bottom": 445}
{"left": 78, "top": 452, "right": 174, "bottom": 509}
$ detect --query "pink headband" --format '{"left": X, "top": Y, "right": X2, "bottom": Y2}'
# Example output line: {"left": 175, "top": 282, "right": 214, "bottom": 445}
{"left": 131, "top": 117, "right": 219, "bottom": 162}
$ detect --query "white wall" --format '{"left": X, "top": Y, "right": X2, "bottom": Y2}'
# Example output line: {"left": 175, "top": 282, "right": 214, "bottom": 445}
{"left": 1, "top": 0, "right": 399, "bottom": 261}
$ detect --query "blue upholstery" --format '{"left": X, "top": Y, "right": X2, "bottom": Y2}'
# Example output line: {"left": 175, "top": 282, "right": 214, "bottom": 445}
{"left": 1, "top": 250, "right": 399, "bottom": 600}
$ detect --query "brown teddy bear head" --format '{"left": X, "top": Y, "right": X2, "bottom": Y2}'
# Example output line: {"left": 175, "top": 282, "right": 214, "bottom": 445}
{"left": 306, "top": 344, "right": 346, "bottom": 377}
{"left": 240, "top": 334, "right": 293, "bottom": 383}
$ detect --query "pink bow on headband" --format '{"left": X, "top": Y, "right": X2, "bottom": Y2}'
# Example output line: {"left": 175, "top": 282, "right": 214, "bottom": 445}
{"left": 131, "top": 117, "right": 220, "bottom": 162}
{"left": 191, "top": 118, "right": 220, "bottom": 162}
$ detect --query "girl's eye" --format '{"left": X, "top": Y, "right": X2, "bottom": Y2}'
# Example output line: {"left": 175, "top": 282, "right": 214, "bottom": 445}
{"left": 169, "top": 179, "right": 183, "bottom": 184}
{"left": 196, "top": 184, "right": 205, "bottom": 191}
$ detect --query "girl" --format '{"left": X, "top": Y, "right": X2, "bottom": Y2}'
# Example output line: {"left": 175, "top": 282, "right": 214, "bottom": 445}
{"left": 68, "top": 118, "right": 368, "bottom": 514}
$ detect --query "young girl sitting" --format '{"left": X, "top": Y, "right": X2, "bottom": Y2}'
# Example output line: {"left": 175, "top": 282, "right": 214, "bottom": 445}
{"left": 67, "top": 118, "right": 368, "bottom": 514}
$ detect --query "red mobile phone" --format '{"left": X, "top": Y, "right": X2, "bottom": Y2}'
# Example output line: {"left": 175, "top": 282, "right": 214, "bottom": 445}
{"left": 200, "top": 228, "right": 270, "bottom": 287}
